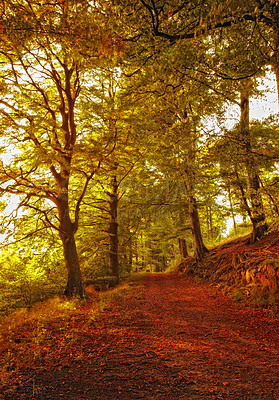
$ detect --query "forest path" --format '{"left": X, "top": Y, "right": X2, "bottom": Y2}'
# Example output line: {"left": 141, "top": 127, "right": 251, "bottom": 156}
{"left": 3, "top": 273, "right": 279, "bottom": 399}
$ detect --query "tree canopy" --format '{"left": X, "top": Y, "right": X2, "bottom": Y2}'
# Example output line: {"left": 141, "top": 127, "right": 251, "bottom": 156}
{"left": 0, "top": 0, "right": 278, "bottom": 306}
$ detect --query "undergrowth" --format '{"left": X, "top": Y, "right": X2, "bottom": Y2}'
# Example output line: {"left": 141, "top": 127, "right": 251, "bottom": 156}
{"left": 0, "top": 276, "right": 144, "bottom": 388}
{"left": 178, "top": 231, "right": 279, "bottom": 315}
{"left": 221, "top": 284, "right": 279, "bottom": 316}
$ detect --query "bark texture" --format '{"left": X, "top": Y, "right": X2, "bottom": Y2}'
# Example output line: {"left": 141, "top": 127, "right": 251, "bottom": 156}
{"left": 184, "top": 176, "right": 208, "bottom": 261}
{"left": 240, "top": 81, "right": 268, "bottom": 243}
{"left": 178, "top": 238, "right": 188, "bottom": 259}
{"left": 49, "top": 61, "right": 85, "bottom": 297}
{"left": 57, "top": 191, "right": 84, "bottom": 297}
{"left": 108, "top": 172, "right": 119, "bottom": 281}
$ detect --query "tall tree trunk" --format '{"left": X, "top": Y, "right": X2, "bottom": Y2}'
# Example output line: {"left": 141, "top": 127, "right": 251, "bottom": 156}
{"left": 48, "top": 61, "right": 86, "bottom": 297}
{"left": 171, "top": 244, "right": 177, "bottom": 259}
{"left": 184, "top": 176, "right": 208, "bottom": 261}
{"left": 272, "top": 21, "right": 279, "bottom": 105}
{"left": 60, "top": 233, "right": 84, "bottom": 297}
{"left": 128, "top": 235, "right": 133, "bottom": 272}
{"left": 57, "top": 196, "right": 84, "bottom": 297}
{"left": 108, "top": 170, "right": 119, "bottom": 281}
{"left": 272, "top": 62, "right": 279, "bottom": 105}
{"left": 206, "top": 205, "right": 210, "bottom": 241}
{"left": 209, "top": 204, "right": 213, "bottom": 241}
{"left": 234, "top": 168, "right": 252, "bottom": 221}
{"left": 178, "top": 238, "right": 188, "bottom": 259}
{"left": 227, "top": 184, "right": 237, "bottom": 235}
{"left": 240, "top": 81, "right": 268, "bottom": 243}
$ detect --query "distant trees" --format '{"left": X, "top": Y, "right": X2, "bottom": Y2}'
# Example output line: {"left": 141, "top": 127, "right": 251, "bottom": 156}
{"left": 121, "top": 0, "right": 279, "bottom": 243}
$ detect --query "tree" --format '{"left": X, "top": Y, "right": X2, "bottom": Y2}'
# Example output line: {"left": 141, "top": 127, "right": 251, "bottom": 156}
{"left": 138, "top": 0, "right": 279, "bottom": 94}
{"left": 178, "top": 238, "right": 188, "bottom": 259}
{"left": 0, "top": 1, "right": 110, "bottom": 296}
{"left": 239, "top": 80, "right": 268, "bottom": 242}
{"left": 71, "top": 62, "right": 148, "bottom": 281}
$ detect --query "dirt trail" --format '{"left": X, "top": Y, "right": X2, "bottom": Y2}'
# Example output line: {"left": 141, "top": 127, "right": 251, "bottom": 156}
{"left": 3, "top": 273, "right": 279, "bottom": 399}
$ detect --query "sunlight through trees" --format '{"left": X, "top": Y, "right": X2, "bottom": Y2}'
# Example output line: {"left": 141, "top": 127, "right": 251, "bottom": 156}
{"left": 0, "top": 0, "right": 278, "bottom": 307}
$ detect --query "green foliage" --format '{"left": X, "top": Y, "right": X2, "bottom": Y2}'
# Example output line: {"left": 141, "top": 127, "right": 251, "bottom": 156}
{"left": 0, "top": 247, "right": 65, "bottom": 315}
{"left": 226, "top": 222, "right": 253, "bottom": 239}
{"left": 231, "top": 288, "right": 246, "bottom": 302}
{"left": 249, "top": 286, "right": 279, "bottom": 311}
{"left": 0, "top": 0, "right": 279, "bottom": 309}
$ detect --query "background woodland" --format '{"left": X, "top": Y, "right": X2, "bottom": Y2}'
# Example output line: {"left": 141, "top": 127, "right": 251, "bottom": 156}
{"left": 0, "top": 0, "right": 279, "bottom": 312}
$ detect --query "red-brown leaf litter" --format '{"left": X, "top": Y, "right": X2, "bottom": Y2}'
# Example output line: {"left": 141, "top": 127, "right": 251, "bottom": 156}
{"left": 178, "top": 232, "right": 279, "bottom": 296}
{"left": 1, "top": 273, "right": 279, "bottom": 399}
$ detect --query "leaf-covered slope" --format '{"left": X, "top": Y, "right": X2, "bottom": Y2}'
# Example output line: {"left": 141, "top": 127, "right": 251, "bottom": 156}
{"left": 177, "top": 232, "right": 279, "bottom": 305}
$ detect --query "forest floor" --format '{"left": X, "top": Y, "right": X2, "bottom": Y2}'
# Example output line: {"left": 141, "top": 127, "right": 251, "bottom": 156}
{"left": 1, "top": 273, "right": 279, "bottom": 400}
{"left": 178, "top": 231, "right": 279, "bottom": 310}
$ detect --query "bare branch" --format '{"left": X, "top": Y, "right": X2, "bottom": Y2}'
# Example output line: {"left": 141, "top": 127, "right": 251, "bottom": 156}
{"left": 140, "top": 1, "right": 274, "bottom": 42}
{"left": 74, "top": 161, "right": 101, "bottom": 232}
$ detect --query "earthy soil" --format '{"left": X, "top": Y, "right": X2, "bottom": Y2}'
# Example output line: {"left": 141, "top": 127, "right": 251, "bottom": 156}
{"left": 1, "top": 273, "right": 279, "bottom": 400}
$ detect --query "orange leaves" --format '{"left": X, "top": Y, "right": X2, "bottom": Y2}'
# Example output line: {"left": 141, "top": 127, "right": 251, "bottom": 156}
{"left": 99, "top": 34, "right": 127, "bottom": 59}
{"left": 167, "top": 7, "right": 174, "bottom": 19}
{"left": 0, "top": 12, "right": 7, "bottom": 41}
{"left": 162, "top": 7, "right": 173, "bottom": 20}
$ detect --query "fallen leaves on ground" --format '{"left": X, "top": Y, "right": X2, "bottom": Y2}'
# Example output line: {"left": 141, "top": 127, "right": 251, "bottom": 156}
{"left": 1, "top": 273, "right": 279, "bottom": 399}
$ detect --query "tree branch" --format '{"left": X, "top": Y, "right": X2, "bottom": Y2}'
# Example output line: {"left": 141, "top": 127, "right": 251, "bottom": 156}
{"left": 74, "top": 161, "right": 101, "bottom": 232}
{"left": 140, "top": 1, "right": 274, "bottom": 42}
